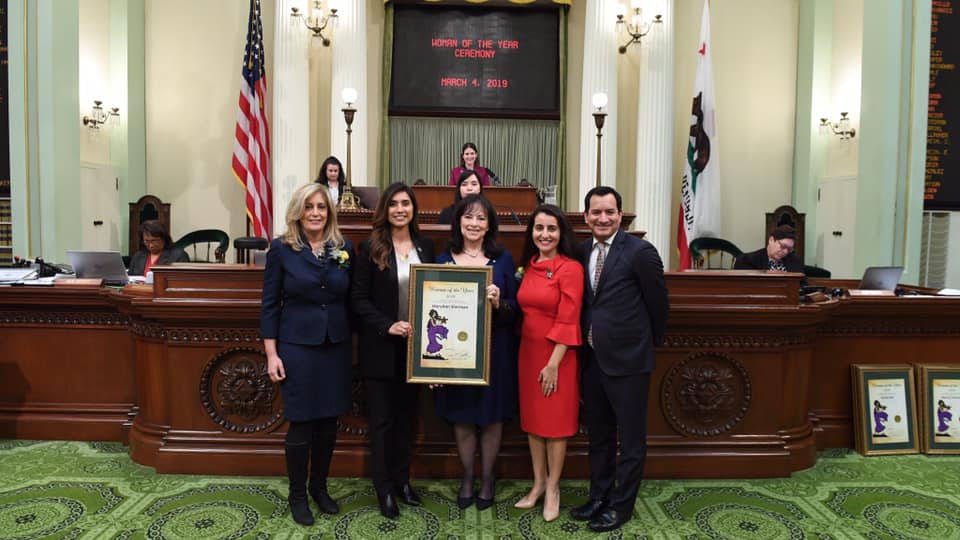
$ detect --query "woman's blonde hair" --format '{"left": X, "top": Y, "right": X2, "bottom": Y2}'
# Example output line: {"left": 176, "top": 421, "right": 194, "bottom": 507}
{"left": 280, "top": 183, "right": 344, "bottom": 251}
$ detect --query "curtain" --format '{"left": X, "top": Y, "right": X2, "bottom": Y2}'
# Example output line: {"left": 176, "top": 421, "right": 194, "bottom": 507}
{"left": 389, "top": 117, "right": 559, "bottom": 188}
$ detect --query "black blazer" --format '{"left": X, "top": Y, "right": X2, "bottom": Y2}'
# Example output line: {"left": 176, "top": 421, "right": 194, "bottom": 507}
{"left": 734, "top": 248, "right": 804, "bottom": 273}
{"left": 579, "top": 231, "right": 669, "bottom": 376}
{"left": 129, "top": 247, "right": 189, "bottom": 276}
{"left": 351, "top": 236, "right": 435, "bottom": 379}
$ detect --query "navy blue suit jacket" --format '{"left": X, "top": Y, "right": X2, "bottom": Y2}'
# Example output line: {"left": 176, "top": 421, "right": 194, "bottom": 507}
{"left": 579, "top": 231, "right": 669, "bottom": 376}
{"left": 260, "top": 237, "right": 354, "bottom": 346}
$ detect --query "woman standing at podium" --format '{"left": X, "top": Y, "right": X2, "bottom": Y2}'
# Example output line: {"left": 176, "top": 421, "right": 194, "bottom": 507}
{"left": 438, "top": 169, "right": 484, "bottom": 225}
{"left": 314, "top": 155, "right": 345, "bottom": 205}
{"left": 261, "top": 183, "right": 354, "bottom": 526}
{"left": 449, "top": 142, "right": 492, "bottom": 186}
{"left": 352, "top": 182, "right": 435, "bottom": 520}
{"left": 434, "top": 194, "right": 519, "bottom": 510}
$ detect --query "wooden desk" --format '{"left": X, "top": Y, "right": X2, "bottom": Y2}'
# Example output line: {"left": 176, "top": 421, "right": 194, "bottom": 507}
{"left": 412, "top": 185, "right": 539, "bottom": 213}
{"left": 10, "top": 270, "right": 957, "bottom": 478}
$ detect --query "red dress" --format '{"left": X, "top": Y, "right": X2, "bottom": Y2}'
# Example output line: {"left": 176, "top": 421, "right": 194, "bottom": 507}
{"left": 517, "top": 254, "right": 584, "bottom": 438}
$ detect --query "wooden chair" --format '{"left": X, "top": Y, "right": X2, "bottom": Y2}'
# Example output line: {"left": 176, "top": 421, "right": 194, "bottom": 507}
{"left": 689, "top": 237, "right": 744, "bottom": 269}
{"left": 174, "top": 229, "right": 229, "bottom": 263}
{"left": 128, "top": 195, "right": 171, "bottom": 259}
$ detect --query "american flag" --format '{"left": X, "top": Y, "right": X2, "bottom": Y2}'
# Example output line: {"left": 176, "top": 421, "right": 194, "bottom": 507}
{"left": 232, "top": 0, "right": 272, "bottom": 239}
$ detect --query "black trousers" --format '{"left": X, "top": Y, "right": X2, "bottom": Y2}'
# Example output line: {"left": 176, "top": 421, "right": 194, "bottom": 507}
{"left": 365, "top": 377, "right": 420, "bottom": 496}
{"left": 581, "top": 348, "right": 651, "bottom": 516}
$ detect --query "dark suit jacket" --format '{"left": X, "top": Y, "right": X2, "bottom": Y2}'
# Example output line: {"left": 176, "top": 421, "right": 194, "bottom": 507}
{"left": 580, "top": 231, "right": 669, "bottom": 376}
{"left": 351, "top": 236, "right": 435, "bottom": 379}
{"left": 734, "top": 248, "right": 804, "bottom": 273}
{"left": 260, "top": 237, "right": 353, "bottom": 346}
{"left": 129, "top": 247, "right": 189, "bottom": 276}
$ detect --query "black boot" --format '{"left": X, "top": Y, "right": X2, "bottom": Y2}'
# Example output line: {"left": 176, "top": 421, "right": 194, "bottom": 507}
{"left": 285, "top": 442, "right": 315, "bottom": 526}
{"left": 309, "top": 420, "right": 340, "bottom": 514}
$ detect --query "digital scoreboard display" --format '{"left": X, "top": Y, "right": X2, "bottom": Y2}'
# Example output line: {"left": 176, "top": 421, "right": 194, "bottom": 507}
{"left": 927, "top": 0, "right": 960, "bottom": 210}
{"left": 389, "top": 5, "right": 560, "bottom": 118}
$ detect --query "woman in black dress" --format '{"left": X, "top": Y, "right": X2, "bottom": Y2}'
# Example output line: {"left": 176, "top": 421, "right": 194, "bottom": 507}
{"left": 438, "top": 169, "right": 484, "bottom": 225}
{"left": 433, "top": 194, "right": 519, "bottom": 510}
{"left": 261, "top": 183, "right": 353, "bottom": 525}
{"left": 351, "top": 182, "right": 435, "bottom": 519}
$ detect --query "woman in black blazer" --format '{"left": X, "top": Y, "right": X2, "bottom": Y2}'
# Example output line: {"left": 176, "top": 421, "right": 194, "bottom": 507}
{"left": 314, "top": 155, "right": 345, "bottom": 205}
{"left": 351, "top": 182, "right": 435, "bottom": 520}
{"left": 261, "top": 183, "right": 354, "bottom": 526}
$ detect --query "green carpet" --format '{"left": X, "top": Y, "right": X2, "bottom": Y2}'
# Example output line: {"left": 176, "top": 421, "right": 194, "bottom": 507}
{"left": 2, "top": 441, "right": 960, "bottom": 539}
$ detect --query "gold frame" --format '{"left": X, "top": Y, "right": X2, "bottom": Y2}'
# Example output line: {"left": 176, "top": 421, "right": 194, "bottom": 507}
{"left": 406, "top": 263, "right": 493, "bottom": 385}
{"left": 916, "top": 364, "right": 960, "bottom": 454}
{"left": 851, "top": 364, "right": 919, "bottom": 456}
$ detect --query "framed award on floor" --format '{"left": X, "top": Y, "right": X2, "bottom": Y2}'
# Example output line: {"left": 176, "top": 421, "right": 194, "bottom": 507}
{"left": 916, "top": 364, "right": 960, "bottom": 454}
{"left": 406, "top": 263, "right": 492, "bottom": 385}
{"left": 851, "top": 364, "right": 919, "bottom": 456}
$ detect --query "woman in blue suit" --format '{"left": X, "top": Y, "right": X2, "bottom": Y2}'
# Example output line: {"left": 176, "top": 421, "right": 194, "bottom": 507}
{"left": 351, "top": 182, "right": 435, "bottom": 519}
{"left": 433, "top": 194, "right": 519, "bottom": 510}
{"left": 261, "top": 183, "right": 354, "bottom": 526}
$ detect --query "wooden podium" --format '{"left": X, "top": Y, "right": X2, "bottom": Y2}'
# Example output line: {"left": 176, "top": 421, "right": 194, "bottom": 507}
{"left": 411, "top": 185, "right": 539, "bottom": 213}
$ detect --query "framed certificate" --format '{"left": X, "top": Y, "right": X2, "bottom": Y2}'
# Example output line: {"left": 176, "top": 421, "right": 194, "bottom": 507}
{"left": 916, "top": 364, "right": 960, "bottom": 454}
{"left": 406, "top": 263, "right": 493, "bottom": 385}
{"left": 851, "top": 364, "right": 919, "bottom": 456}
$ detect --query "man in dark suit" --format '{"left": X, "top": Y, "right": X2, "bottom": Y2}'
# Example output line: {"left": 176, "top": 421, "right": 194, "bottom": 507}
{"left": 733, "top": 224, "right": 804, "bottom": 273}
{"left": 571, "top": 186, "right": 670, "bottom": 532}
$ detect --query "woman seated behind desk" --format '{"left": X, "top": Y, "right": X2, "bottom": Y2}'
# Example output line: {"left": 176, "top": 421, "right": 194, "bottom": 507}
{"left": 449, "top": 142, "right": 491, "bottom": 187}
{"left": 438, "top": 169, "right": 484, "bottom": 224}
{"left": 733, "top": 224, "right": 803, "bottom": 273}
{"left": 129, "top": 219, "right": 189, "bottom": 276}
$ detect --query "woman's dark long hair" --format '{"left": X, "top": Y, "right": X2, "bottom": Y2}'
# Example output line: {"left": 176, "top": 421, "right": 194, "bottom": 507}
{"left": 453, "top": 169, "right": 484, "bottom": 204}
{"left": 139, "top": 219, "right": 173, "bottom": 249}
{"left": 369, "top": 182, "right": 420, "bottom": 270}
{"left": 315, "top": 155, "right": 345, "bottom": 186}
{"left": 448, "top": 194, "right": 502, "bottom": 259}
{"left": 522, "top": 204, "right": 575, "bottom": 265}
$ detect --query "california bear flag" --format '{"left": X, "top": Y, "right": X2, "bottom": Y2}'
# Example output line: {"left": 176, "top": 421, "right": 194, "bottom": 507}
{"left": 677, "top": 0, "right": 722, "bottom": 270}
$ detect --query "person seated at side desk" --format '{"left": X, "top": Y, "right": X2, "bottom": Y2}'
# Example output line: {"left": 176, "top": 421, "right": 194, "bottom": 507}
{"left": 438, "top": 169, "right": 484, "bottom": 224}
{"left": 734, "top": 224, "right": 803, "bottom": 273}
{"left": 129, "top": 219, "right": 189, "bottom": 276}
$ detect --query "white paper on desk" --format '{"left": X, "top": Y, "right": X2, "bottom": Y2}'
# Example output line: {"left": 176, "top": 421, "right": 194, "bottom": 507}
{"left": 0, "top": 268, "right": 36, "bottom": 282}
{"left": 16, "top": 276, "right": 56, "bottom": 285}
{"left": 936, "top": 288, "right": 960, "bottom": 296}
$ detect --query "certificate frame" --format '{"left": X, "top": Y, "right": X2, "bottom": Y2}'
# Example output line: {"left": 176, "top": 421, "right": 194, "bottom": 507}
{"left": 406, "top": 263, "right": 493, "bottom": 385}
{"left": 916, "top": 364, "right": 960, "bottom": 454}
{"left": 851, "top": 364, "right": 919, "bottom": 456}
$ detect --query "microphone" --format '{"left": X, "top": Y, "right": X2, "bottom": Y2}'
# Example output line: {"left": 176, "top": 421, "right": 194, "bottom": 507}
{"left": 487, "top": 168, "right": 501, "bottom": 186}
{"left": 496, "top": 205, "right": 522, "bottom": 226}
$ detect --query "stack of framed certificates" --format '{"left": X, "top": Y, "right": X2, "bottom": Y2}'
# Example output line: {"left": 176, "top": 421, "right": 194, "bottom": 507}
{"left": 851, "top": 364, "right": 960, "bottom": 455}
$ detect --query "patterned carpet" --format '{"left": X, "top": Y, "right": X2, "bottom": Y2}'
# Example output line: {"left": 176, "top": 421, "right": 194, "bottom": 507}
{"left": 2, "top": 441, "right": 960, "bottom": 539}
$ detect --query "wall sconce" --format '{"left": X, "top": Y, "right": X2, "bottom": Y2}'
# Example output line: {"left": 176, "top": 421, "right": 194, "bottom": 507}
{"left": 291, "top": 0, "right": 340, "bottom": 46}
{"left": 616, "top": 0, "right": 662, "bottom": 54}
{"left": 82, "top": 100, "right": 120, "bottom": 129}
{"left": 819, "top": 112, "right": 857, "bottom": 140}
{"left": 592, "top": 92, "right": 608, "bottom": 188}
{"left": 337, "top": 87, "right": 362, "bottom": 211}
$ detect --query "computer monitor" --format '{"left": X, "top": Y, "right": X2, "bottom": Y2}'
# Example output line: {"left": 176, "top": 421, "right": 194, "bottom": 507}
{"left": 66, "top": 250, "right": 129, "bottom": 285}
{"left": 858, "top": 266, "right": 904, "bottom": 291}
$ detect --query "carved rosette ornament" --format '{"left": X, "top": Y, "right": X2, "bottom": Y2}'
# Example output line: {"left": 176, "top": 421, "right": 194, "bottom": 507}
{"left": 200, "top": 347, "right": 283, "bottom": 433}
{"left": 661, "top": 352, "right": 752, "bottom": 437}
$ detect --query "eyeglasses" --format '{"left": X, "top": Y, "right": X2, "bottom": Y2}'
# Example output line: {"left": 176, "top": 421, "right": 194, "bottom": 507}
{"left": 775, "top": 240, "right": 794, "bottom": 253}
{"left": 143, "top": 238, "right": 164, "bottom": 246}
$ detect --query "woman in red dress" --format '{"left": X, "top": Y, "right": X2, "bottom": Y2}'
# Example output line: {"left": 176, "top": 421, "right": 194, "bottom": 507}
{"left": 514, "top": 205, "right": 584, "bottom": 522}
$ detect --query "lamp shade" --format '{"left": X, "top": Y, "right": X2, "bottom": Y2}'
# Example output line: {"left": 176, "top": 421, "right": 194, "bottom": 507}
{"left": 591, "top": 92, "right": 608, "bottom": 110}
{"left": 342, "top": 87, "right": 358, "bottom": 106}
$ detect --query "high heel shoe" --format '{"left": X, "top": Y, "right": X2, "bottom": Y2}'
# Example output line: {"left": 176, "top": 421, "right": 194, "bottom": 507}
{"left": 542, "top": 488, "right": 560, "bottom": 522}
{"left": 457, "top": 494, "right": 475, "bottom": 509}
{"left": 476, "top": 479, "right": 495, "bottom": 510}
{"left": 514, "top": 487, "right": 544, "bottom": 509}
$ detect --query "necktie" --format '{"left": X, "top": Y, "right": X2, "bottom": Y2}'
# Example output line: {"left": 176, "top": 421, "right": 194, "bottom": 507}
{"left": 587, "top": 242, "right": 606, "bottom": 347}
